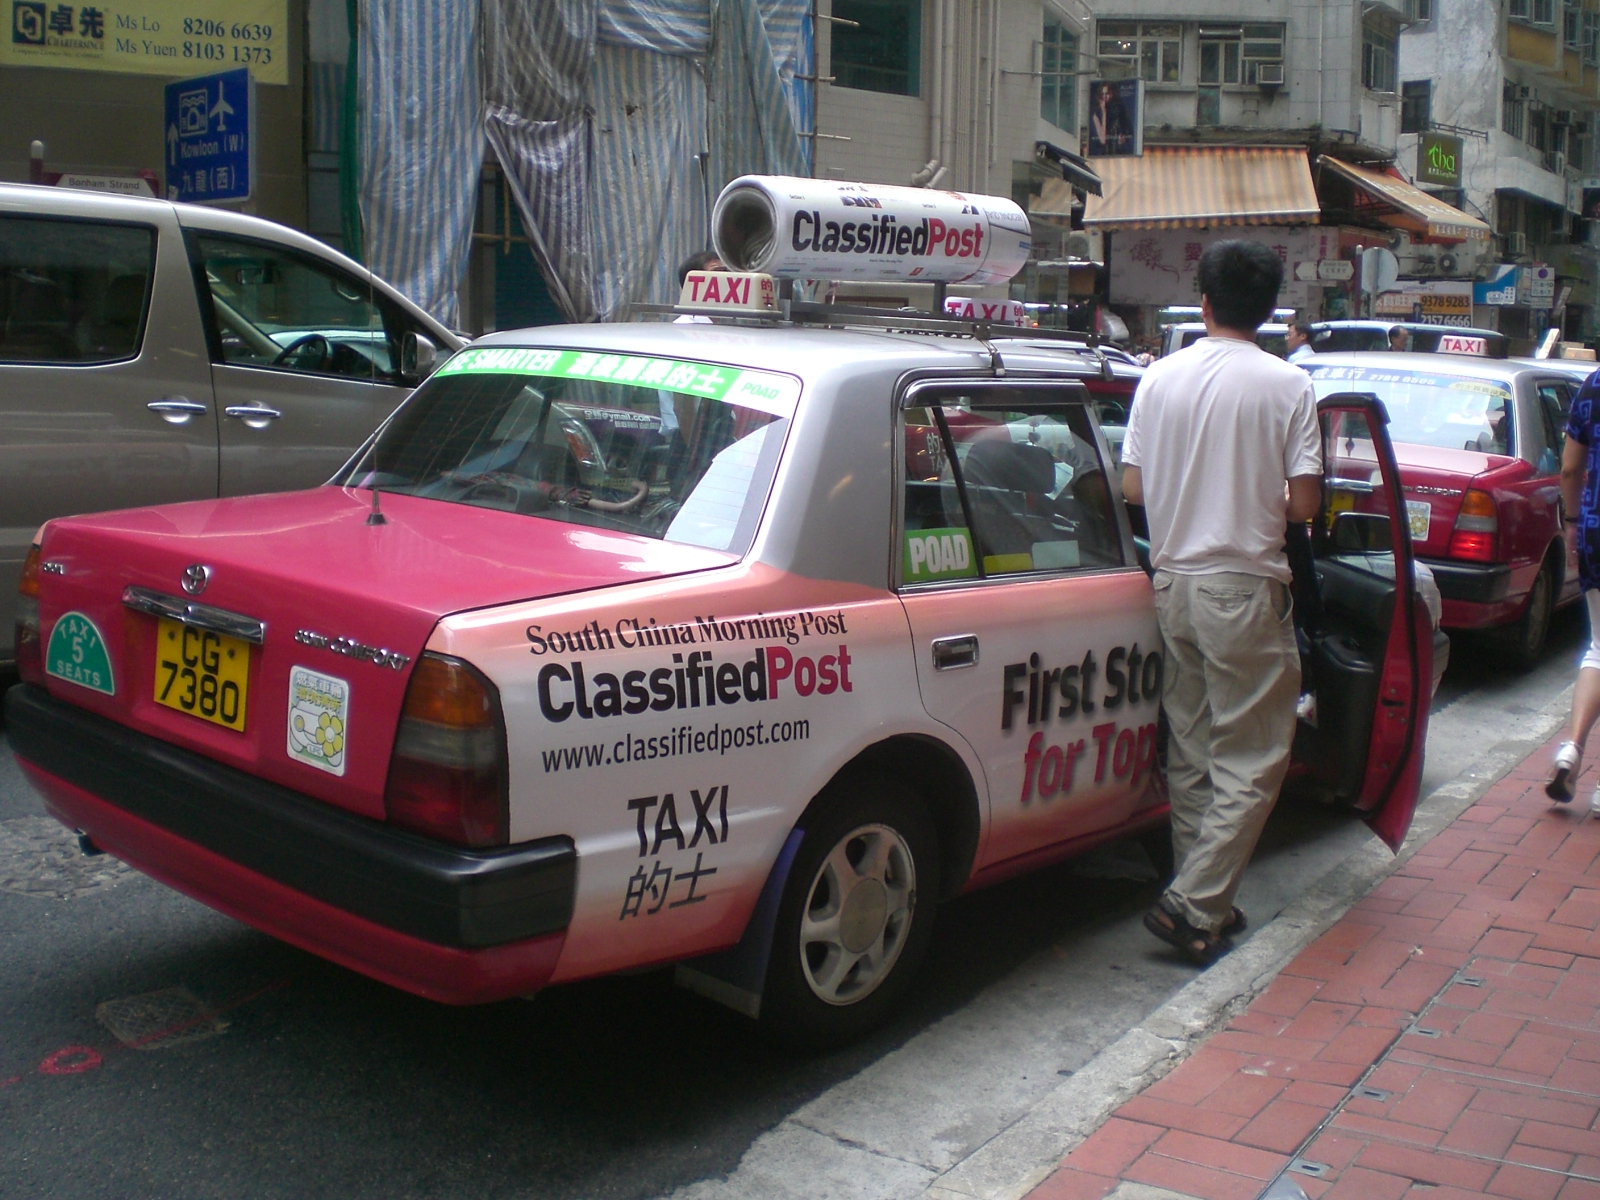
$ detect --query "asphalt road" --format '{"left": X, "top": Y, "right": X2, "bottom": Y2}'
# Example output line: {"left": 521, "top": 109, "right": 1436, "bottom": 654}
{"left": 0, "top": 609, "right": 1585, "bottom": 1200}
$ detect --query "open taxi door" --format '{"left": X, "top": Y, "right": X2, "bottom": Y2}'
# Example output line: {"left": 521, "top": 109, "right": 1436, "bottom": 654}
{"left": 1292, "top": 394, "right": 1432, "bottom": 852}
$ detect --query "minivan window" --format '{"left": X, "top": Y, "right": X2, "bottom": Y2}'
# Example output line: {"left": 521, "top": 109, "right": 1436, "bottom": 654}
{"left": 0, "top": 216, "right": 155, "bottom": 363}
{"left": 190, "top": 234, "right": 389, "bottom": 381}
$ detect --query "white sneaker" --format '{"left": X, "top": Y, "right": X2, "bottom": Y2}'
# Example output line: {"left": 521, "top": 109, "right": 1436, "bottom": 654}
{"left": 1549, "top": 741, "right": 1582, "bottom": 802}
{"left": 1591, "top": 784, "right": 1600, "bottom": 815}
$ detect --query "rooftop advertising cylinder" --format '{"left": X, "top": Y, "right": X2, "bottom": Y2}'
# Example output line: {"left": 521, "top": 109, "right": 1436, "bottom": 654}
{"left": 712, "top": 175, "right": 1031, "bottom": 286}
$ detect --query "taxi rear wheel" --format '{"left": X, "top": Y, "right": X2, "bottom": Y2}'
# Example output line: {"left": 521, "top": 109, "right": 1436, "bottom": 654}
{"left": 1495, "top": 559, "right": 1554, "bottom": 672}
{"left": 762, "top": 776, "right": 939, "bottom": 1048}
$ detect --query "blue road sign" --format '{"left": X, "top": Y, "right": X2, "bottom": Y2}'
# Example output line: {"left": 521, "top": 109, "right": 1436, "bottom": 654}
{"left": 164, "top": 68, "right": 253, "bottom": 205}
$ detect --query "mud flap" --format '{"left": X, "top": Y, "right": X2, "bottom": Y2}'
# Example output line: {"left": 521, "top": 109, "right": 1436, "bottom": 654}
{"left": 674, "top": 827, "right": 805, "bottom": 1019}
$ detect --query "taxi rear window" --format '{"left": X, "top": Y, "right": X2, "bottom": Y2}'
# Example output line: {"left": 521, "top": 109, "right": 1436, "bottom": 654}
{"left": 1306, "top": 365, "right": 1515, "bottom": 457}
{"left": 338, "top": 347, "right": 800, "bottom": 555}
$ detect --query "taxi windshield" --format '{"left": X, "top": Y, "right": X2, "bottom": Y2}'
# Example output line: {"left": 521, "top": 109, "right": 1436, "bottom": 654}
{"left": 337, "top": 347, "right": 799, "bottom": 554}
{"left": 1306, "top": 364, "right": 1515, "bottom": 456}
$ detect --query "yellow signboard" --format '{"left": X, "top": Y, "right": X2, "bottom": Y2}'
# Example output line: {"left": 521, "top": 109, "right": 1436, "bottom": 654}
{"left": 2, "top": 1, "right": 287, "bottom": 85}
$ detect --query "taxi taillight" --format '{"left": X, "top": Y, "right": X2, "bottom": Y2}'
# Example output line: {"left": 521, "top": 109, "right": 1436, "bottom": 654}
{"left": 15, "top": 543, "right": 44, "bottom": 685}
{"left": 383, "top": 653, "right": 509, "bottom": 848}
{"left": 1447, "top": 489, "right": 1500, "bottom": 562}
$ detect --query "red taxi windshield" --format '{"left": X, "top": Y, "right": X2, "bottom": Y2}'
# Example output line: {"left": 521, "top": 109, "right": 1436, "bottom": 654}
{"left": 338, "top": 348, "right": 800, "bottom": 556}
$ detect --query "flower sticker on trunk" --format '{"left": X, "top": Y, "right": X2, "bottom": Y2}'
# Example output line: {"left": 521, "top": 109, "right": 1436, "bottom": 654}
{"left": 287, "top": 667, "right": 349, "bottom": 776}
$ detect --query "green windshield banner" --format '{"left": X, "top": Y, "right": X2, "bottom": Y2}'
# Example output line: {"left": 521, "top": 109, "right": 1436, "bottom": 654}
{"left": 436, "top": 347, "right": 800, "bottom": 416}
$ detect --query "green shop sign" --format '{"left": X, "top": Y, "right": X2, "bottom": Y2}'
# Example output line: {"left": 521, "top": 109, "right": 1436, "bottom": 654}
{"left": 1418, "top": 133, "right": 1463, "bottom": 188}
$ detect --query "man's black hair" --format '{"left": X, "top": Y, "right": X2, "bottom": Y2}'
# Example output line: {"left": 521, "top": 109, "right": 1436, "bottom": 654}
{"left": 677, "top": 250, "right": 722, "bottom": 288}
{"left": 1197, "top": 240, "right": 1283, "bottom": 332}
{"left": 1291, "top": 319, "right": 1312, "bottom": 337}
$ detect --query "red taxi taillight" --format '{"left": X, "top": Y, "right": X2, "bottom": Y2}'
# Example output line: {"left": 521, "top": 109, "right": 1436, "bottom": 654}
{"left": 1446, "top": 489, "right": 1499, "bottom": 562}
{"left": 383, "top": 653, "right": 509, "bottom": 848}
{"left": 15, "top": 543, "right": 44, "bottom": 684}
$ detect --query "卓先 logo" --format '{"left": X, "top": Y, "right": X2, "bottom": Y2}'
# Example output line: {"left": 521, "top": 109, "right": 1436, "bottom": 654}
{"left": 12, "top": 2, "right": 45, "bottom": 44}
{"left": 181, "top": 564, "right": 212, "bottom": 596}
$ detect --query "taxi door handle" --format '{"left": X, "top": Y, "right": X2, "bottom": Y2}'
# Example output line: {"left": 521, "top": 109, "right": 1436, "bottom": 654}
{"left": 224, "top": 404, "right": 283, "bottom": 429}
{"left": 931, "top": 634, "right": 979, "bottom": 671}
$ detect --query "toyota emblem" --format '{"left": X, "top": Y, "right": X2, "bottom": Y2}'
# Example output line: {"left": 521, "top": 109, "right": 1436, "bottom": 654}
{"left": 181, "top": 564, "right": 212, "bottom": 596}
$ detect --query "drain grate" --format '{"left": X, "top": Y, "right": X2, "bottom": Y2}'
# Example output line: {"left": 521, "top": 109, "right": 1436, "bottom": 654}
{"left": 95, "top": 987, "right": 228, "bottom": 1050}
{"left": 1353, "top": 1085, "right": 1392, "bottom": 1102}
{"left": 1287, "top": 1159, "right": 1329, "bottom": 1178}
{"left": 0, "top": 817, "right": 132, "bottom": 900}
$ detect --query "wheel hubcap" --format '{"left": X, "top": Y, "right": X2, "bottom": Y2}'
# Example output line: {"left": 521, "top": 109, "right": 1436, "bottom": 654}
{"left": 799, "top": 823, "right": 916, "bottom": 1006}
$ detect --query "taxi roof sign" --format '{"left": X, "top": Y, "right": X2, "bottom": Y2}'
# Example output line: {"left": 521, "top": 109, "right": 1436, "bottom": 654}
{"left": 678, "top": 271, "right": 778, "bottom": 314}
{"left": 1437, "top": 334, "right": 1488, "bottom": 356}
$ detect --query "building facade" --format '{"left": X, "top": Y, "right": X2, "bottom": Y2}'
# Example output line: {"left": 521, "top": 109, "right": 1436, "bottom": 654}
{"left": 1399, "top": 0, "right": 1600, "bottom": 340}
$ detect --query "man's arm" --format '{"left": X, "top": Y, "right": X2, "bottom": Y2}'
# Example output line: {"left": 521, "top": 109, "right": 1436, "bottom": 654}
{"left": 1287, "top": 474, "right": 1321, "bottom": 524}
{"left": 1562, "top": 433, "right": 1587, "bottom": 524}
{"left": 1121, "top": 464, "right": 1143, "bottom": 506}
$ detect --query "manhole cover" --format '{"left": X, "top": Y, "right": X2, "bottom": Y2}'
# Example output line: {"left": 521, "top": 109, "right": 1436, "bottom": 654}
{"left": 96, "top": 987, "right": 228, "bottom": 1050}
{"left": 0, "top": 817, "right": 132, "bottom": 899}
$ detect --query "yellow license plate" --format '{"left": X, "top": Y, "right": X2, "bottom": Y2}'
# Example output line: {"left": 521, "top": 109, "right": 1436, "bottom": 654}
{"left": 154, "top": 618, "right": 250, "bottom": 731}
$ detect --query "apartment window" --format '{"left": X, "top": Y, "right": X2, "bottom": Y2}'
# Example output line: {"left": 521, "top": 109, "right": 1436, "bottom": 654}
{"left": 1401, "top": 80, "right": 1432, "bottom": 132}
{"left": 1097, "top": 21, "right": 1181, "bottom": 83}
{"left": 831, "top": 0, "right": 921, "bottom": 96}
{"left": 1041, "top": 20, "right": 1079, "bottom": 131}
{"left": 1408, "top": 0, "right": 1433, "bottom": 20}
{"left": 1584, "top": 11, "right": 1599, "bottom": 64}
{"left": 1530, "top": 106, "right": 1549, "bottom": 150}
{"left": 1362, "top": 17, "right": 1398, "bottom": 92}
{"left": 1197, "top": 24, "right": 1284, "bottom": 85}
{"left": 1566, "top": 1, "right": 1581, "bottom": 49}
{"left": 1504, "top": 91, "right": 1526, "bottom": 139}
{"left": 1510, "top": 0, "right": 1558, "bottom": 24}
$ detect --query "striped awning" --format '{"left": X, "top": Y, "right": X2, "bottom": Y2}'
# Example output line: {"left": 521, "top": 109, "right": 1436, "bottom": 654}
{"left": 1316, "top": 156, "right": 1491, "bottom": 242}
{"left": 1082, "top": 146, "right": 1319, "bottom": 230}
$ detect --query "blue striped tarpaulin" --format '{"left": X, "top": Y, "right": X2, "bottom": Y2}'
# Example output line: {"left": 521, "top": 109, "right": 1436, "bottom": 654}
{"left": 358, "top": 0, "right": 483, "bottom": 327}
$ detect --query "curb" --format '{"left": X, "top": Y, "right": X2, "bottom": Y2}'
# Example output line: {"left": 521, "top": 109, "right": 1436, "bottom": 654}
{"left": 913, "top": 683, "right": 1576, "bottom": 1200}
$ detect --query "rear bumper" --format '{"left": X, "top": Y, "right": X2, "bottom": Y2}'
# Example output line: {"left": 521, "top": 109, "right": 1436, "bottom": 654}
{"left": 1421, "top": 558, "right": 1512, "bottom": 606}
{"left": 5, "top": 683, "right": 573, "bottom": 1004}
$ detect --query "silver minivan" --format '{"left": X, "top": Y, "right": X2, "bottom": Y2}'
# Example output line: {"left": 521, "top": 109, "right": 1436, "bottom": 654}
{"left": 0, "top": 183, "right": 463, "bottom": 664}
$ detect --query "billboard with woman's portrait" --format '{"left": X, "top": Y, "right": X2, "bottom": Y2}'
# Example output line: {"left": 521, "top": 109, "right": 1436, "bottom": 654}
{"left": 1088, "top": 79, "right": 1144, "bottom": 157}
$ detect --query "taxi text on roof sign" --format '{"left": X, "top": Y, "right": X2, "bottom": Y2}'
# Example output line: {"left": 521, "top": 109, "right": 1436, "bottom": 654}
{"left": 678, "top": 271, "right": 777, "bottom": 313}
{"left": 434, "top": 347, "right": 803, "bottom": 416}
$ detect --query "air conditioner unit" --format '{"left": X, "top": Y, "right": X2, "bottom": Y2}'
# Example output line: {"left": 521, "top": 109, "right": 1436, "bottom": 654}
{"left": 1256, "top": 61, "right": 1285, "bottom": 87}
{"left": 1547, "top": 149, "right": 1568, "bottom": 173}
{"left": 1066, "top": 233, "right": 1092, "bottom": 259}
{"left": 1507, "top": 231, "right": 1530, "bottom": 254}
{"left": 1555, "top": 108, "right": 1577, "bottom": 124}
{"left": 1438, "top": 252, "right": 1460, "bottom": 274}
{"left": 1412, "top": 255, "right": 1437, "bottom": 275}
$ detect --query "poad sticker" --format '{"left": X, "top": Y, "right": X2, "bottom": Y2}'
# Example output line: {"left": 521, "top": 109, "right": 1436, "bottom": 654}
{"left": 287, "top": 666, "right": 349, "bottom": 776}
{"left": 45, "top": 612, "right": 115, "bottom": 695}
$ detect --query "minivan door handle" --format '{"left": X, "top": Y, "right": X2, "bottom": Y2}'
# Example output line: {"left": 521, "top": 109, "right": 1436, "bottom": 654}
{"left": 224, "top": 404, "right": 283, "bottom": 429}
{"left": 146, "top": 397, "right": 208, "bottom": 425}
{"left": 931, "top": 634, "right": 979, "bottom": 671}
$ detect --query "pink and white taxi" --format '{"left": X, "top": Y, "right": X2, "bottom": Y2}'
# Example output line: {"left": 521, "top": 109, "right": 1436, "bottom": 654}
{"left": 6, "top": 180, "right": 1433, "bottom": 1046}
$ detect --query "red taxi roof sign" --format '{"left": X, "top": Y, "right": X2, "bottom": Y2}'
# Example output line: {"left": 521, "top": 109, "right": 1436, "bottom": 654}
{"left": 678, "top": 271, "right": 778, "bottom": 314}
{"left": 943, "top": 297, "right": 1027, "bottom": 326}
{"left": 1437, "top": 333, "right": 1488, "bottom": 356}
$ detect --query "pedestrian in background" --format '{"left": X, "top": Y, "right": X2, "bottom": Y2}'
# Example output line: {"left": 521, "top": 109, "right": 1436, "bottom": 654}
{"left": 1547, "top": 370, "right": 1600, "bottom": 807}
{"left": 1389, "top": 325, "right": 1410, "bottom": 352}
{"left": 1122, "top": 240, "right": 1323, "bottom": 964}
{"left": 1286, "top": 319, "right": 1315, "bottom": 364}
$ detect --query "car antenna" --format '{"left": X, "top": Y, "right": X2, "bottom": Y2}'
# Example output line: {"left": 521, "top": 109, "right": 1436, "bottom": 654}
{"left": 366, "top": 481, "right": 386, "bottom": 526}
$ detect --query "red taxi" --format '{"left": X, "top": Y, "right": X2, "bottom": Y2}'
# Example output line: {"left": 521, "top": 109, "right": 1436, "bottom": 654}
{"left": 1304, "top": 353, "right": 1582, "bottom": 668}
{"left": 3, "top": 176, "right": 1434, "bottom": 1047}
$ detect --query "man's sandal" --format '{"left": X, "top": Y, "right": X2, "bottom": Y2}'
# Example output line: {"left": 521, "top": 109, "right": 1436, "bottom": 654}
{"left": 1143, "top": 904, "right": 1233, "bottom": 965}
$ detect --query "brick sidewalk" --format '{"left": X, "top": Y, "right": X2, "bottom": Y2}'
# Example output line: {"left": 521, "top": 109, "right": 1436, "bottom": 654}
{"left": 1028, "top": 733, "right": 1600, "bottom": 1200}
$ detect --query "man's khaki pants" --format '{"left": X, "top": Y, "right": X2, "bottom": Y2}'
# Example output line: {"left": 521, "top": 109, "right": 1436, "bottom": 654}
{"left": 1152, "top": 569, "right": 1301, "bottom": 934}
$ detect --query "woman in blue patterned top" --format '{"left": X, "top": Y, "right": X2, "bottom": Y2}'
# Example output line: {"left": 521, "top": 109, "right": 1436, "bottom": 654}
{"left": 1549, "top": 369, "right": 1600, "bottom": 807}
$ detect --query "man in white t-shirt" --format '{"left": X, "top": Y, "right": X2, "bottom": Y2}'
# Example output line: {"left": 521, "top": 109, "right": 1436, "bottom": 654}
{"left": 1121, "top": 240, "right": 1323, "bottom": 965}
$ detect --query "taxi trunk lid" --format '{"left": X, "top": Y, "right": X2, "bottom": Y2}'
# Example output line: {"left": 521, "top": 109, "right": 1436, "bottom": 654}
{"left": 32, "top": 487, "right": 734, "bottom": 821}
{"left": 1387, "top": 442, "right": 1506, "bottom": 558}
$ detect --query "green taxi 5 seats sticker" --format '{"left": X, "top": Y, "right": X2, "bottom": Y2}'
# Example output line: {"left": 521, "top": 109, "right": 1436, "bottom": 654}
{"left": 435, "top": 347, "right": 802, "bottom": 415}
{"left": 45, "top": 612, "right": 115, "bottom": 695}
{"left": 904, "top": 528, "right": 977, "bottom": 581}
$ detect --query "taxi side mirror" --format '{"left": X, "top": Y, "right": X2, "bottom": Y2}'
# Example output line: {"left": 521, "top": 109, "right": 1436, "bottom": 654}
{"left": 401, "top": 332, "right": 439, "bottom": 384}
{"left": 1331, "top": 510, "right": 1392, "bottom": 554}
